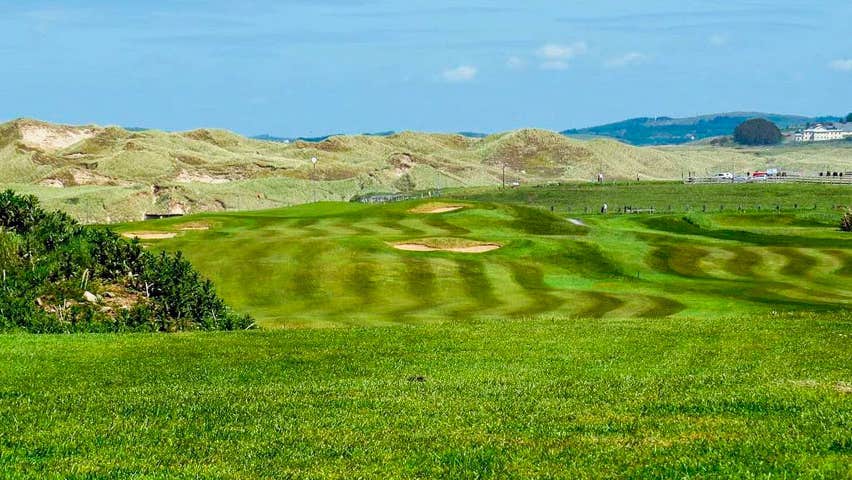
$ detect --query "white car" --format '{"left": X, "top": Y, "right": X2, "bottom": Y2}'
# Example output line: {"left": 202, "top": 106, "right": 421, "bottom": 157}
{"left": 713, "top": 172, "right": 734, "bottom": 180}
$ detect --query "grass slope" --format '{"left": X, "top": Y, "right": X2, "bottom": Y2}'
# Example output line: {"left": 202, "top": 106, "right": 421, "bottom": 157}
{"left": 3, "top": 119, "right": 851, "bottom": 223}
{"left": 452, "top": 182, "right": 852, "bottom": 213}
{"left": 1, "top": 315, "right": 850, "bottom": 478}
{"left": 113, "top": 184, "right": 852, "bottom": 329}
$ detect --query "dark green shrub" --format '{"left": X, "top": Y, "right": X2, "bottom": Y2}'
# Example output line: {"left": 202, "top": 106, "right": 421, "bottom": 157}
{"left": 842, "top": 210, "right": 852, "bottom": 232}
{"left": 0, "top": 189, "right": 253, "bottom": 332}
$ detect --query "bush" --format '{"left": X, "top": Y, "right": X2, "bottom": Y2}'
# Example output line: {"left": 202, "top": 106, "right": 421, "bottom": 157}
{"left": 842, "top": 210, "right": 852, "bottom": 232}
{"left": 393, "top": 173, "right": 416, "bottom": 193}
{"left": 0, "top": 190, "right": 254, "bottom": 332}
{"left": 733, "top": 118, "right": 782, "bottom": 146}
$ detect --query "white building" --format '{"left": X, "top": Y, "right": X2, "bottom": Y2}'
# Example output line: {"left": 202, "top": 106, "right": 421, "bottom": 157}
{"left": 794, "top": 123, "right": 852, "bottom": 142}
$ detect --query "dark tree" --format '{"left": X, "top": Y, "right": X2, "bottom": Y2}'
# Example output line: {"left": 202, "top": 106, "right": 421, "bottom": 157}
{"left": 733, "top": 118, "right": 782, "bottom": 146}
{"left": 846, "top": 112, "right": 852, "bottom": 123}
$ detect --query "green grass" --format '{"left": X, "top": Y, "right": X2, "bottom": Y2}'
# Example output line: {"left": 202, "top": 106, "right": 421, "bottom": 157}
{"left": 4, "top": 183, "right": 851, "bottom": 477}
{"left": 1, "top": 314, "right": 850, "bottom": 478}
{"left": 109, "top": 184, "right": 852, "bottom": 329}
{"left": 450, "top": 182, "right": 852, "bottom": 214}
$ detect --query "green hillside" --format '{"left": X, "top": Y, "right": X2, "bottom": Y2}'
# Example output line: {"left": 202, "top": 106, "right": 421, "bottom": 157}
{"left": 113, "top": 184, "right": 851, "bottom": 329}
{"left": 562, "top": 112, "right": 841, "bottom": 145}
{"left": 3, "top": 118, "right": 851, "bottom": 223}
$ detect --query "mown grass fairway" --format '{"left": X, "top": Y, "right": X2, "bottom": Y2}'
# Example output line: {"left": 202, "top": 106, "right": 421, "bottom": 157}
{"left": 113, "top": 183, "right": 851, "bottom": 328}
{"left": 1, "top": 315, "right": 850, "bottom": 478}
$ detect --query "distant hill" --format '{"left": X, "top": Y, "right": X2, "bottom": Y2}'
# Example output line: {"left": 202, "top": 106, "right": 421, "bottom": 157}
{"left": 562, "top": 112, "right": 842, "bottom": 145}
{"left": 251, "top": 131, "right": 487, "bottom": 143}
{"left": 2, "top": 118, "right": 850, "bottom": 223}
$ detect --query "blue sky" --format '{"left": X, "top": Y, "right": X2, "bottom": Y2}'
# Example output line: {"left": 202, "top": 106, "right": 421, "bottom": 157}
{"left": 0, "top": 0, "right": 850, "bottom": 136}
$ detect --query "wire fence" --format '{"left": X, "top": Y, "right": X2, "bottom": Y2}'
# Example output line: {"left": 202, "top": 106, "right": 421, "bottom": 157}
{"left": 685, "top": 176, "right": 852, "bottom": 185}
{"left": 353, "top": 190, "right": 444, "bottom": 204}
{"left": 553, "top": 203, "right": 847, "bottom": 216}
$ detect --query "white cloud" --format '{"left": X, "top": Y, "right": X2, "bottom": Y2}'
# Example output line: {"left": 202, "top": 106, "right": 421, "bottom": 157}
{"left": 829, "top": 59, "right": 852, "bottom": 71}
{"left": 537, "top": 42, "right": 588, "bottom": 61}
{"left": 709, "top": 33, "right": 729, "bottom": 46}
{"left": 535, "top": 42, "right": 587, "bottom": 70}
{"left": 441, "top": 65, "right": 478, "bottom": 82}
{"left": 604, "top": 52, "right": 647, "bottom": 68}
{"left": 506, "top": 56, "right": 526, "bottom": 69}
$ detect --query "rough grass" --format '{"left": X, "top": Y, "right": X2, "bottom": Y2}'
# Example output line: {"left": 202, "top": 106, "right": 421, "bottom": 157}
{"left": 1, "top": 314, "right": 849, "bottom": 478}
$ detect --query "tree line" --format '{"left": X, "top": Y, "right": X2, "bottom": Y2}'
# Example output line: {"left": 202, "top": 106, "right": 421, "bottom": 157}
{"left": 0, "top": 190, "right": 253, "bottom": 332}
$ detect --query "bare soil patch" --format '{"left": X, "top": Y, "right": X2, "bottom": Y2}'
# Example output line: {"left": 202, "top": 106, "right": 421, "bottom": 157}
{"left": 121, "top": 231, "right": 177, "bottom": 240}
{"left": 176, "top": 221, "right": 211, "bottom": 231}
{"left": 40, "top": 178, "right": 64, "bottom": 188}
{"left": 175, "top": 170, "right": 233, "bottom": 184}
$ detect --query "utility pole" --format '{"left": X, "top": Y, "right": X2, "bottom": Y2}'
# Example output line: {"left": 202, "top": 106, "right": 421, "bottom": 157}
{"left": 311, "top": 157, "right": 318, "bottom": 203}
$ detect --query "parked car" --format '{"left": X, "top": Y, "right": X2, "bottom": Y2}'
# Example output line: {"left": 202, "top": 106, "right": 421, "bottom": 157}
{"left": 713, "top": 172, "right": 734, "bottom": 180}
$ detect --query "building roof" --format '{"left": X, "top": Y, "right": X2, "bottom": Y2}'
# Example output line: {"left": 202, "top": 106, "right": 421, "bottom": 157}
{"left": 804, "top": 122, "right": 852, "bottom": 133}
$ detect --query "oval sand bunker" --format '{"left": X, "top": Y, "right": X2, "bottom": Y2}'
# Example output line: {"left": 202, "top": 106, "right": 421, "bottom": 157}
{"left": 392, "top": 242, "right": 501, "bottom": 253}
{"left": 408, "top": 203, "right": 466, "bottom": 214}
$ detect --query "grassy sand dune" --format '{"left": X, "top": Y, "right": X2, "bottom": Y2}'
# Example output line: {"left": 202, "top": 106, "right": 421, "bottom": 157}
{"left": 3, "top": 119, "right": 851, "bottom": 222}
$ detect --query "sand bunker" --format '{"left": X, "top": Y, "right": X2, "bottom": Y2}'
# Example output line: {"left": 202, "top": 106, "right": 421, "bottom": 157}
{"left": 391, "top": 239, "right": 502, "bottom": 253}
{"left": 408, "top": 203, "right": 466, "bottom": 214}
{"left": 567, "top": 218, "right": 587, "bottom": 227}
{"left": 121, "top": 232, "right": 177, "bottom": 240}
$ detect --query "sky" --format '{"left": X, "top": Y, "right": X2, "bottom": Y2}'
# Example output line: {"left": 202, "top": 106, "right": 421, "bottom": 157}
{"left": 0, "top": 0, "right": 850, "bottom": 136}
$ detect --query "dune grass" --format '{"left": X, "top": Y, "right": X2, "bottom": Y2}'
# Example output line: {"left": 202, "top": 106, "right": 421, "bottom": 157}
{"left": 4, "top": 118, "right": 851, "bottom": 223}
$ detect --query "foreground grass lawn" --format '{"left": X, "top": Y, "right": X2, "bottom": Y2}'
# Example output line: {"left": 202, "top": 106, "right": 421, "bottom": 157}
{"left": 1, "top": 315, "right": 850, "bottom": 478}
